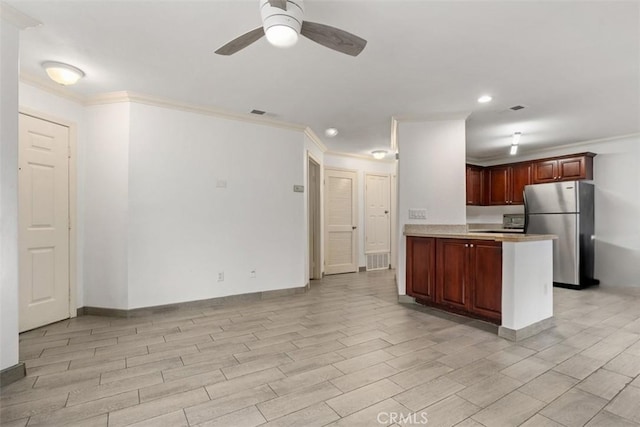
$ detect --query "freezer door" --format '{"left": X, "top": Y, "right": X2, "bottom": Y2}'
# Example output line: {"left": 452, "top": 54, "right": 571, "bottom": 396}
{"left": 524, "top": 182, "right": 579, "bottom": 214}
{"left": 527, "top": 213, "right": 579, "bottom": 286}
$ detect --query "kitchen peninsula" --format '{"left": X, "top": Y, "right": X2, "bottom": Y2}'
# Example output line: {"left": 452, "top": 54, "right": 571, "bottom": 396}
{"left": 404, "top": 224, "right": 557, "bottom": 341}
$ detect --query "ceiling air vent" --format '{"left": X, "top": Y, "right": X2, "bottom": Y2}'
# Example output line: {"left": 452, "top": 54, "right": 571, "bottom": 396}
{"left": 510, "top": 105, "right": 525, "bottom": 111}
{"left": 250, "top": 109, "right": 266, "bottom": 115}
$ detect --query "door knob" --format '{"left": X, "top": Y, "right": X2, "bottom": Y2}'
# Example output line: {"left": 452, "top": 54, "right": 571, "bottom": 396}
{"left": 384, "top": 210, "right": 389, "bottom": 214}
{"left": 352, "top": 226, "right": 357, "bottom": 230}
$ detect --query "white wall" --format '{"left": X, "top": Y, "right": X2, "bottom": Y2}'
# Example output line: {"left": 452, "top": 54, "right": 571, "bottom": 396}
{"left": 466, "top": 205, "right": 524, "bottom": 224}
{"left": 324, "top": 153, "right": 395, "bottom": 268}
{"left": 83, "top": 103, "right": 131, "bottom": 309}
{"left": 19, "top": 83, "right": 86, "bottom": 307}
{"left": 0, "top": 18, "right": 20, "bottom": 371}
{"left": 396, "top": 118, "right": 467, "bottom": 294}
{"left": 126, "top": 103, "right": 307, "bottom": 308}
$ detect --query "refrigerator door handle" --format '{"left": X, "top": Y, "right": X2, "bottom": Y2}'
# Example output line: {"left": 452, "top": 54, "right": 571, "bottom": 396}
{"left": 523, "top": 189, "right": 529, "bottom": 233}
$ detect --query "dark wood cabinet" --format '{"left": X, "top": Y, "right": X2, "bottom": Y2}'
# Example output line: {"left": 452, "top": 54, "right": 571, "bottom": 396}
{"left": 469, "top": 241, "right": 502, "bottom": 321}
{"left": 465, "top": 165, "right": 484, "bottom": 206}
{"left": 406, "top": 237, "right": 436, "bottom": 301}
{"left": 435, "top": 239, "right": 470, "bottom": 310}
{"left": 532, "top": 153, "right": 594, "bottom": 184}
{"left": 469, "top": 152, "right": 595, "bottom": 205}
{"left": 407, "top": 236, "right": 502, "bottom": 323}
{"left": 511, "top": 163, "right": 532, "bottom": 204}
{"left": 487, "top": 163, "right": 531, "bottom": 205}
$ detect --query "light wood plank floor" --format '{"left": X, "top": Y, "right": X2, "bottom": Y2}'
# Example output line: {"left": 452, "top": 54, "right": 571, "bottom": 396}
{"left": 2, "top": 270, "right": 640, "bottom": 426}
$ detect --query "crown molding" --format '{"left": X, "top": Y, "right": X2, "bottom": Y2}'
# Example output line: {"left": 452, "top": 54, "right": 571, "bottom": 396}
{"left": 392, "top": 111, "right": 472, "bottom": 123}
{"left": 303, "top": 128, "right": 328, "bottom": 153}
{"left": 86, "top": 90, "right": 308, "bottom": 133}
{"left": 20, "top": 72, "right": 86, "bottom": 104}
{"left": 471, "top": 132, "right": 640, "bottom": 165}
{"left": 0, "top": 2, "right": 41, "bottom": 29}
{"left": 325, "top": 150, "right": 395, "bottom": 163}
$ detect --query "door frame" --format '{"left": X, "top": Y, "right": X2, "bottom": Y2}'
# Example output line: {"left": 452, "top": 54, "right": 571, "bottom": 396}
{"left": 324, "top": 167, "right": 359, "bottom": 275}
{"left": 307, "top": 151, "right": 322, "bottom": 280}
{"left": 19, "top": 108, "right": 77, "bottom": 320}
{"left": 364, "top": 172, "right": 392, "bottom": 256}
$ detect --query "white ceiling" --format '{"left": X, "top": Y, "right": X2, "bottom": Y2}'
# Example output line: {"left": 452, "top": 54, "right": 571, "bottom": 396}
{"left": 9, "top": 0, "right": 640, "bottom": 161}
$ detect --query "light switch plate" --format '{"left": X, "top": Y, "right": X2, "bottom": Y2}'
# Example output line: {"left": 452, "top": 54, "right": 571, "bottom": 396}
{"left": 408, "top": 208, "right": 427, "bottom": 219}
{"left": 293, "top": 185, "right": 304, "bottom": 193}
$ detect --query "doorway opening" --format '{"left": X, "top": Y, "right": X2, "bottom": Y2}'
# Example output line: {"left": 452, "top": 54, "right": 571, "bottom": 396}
{"left": 308, "top": 155, "right": 321, "bottom": 280}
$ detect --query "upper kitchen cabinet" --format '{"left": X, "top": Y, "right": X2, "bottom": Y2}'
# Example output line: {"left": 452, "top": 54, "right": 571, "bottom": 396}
{"left": 487, "top": 162, "right": 531, "bottom": 205}
{"left": 466, "top": 164, "right": 484, "bottom": 206}
{"left": 532, "top": 153, "right": 595, "bottom": 184}
{"left": 511, "top": 162, "right": 532, "bottom": 204}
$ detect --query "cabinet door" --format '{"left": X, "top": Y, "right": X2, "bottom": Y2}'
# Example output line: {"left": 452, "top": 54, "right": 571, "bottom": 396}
{"left": 436, "top": 239, "right": 469, "bottom": 310}
{"left": 469, "top": 241, "right": 502, "bottom": 321}
{"left": 406, "top": 237, "right": 436, "bottom": 301}
{"left": 533, "top": 160, "right": 558, "bottom": 184}
{"left": 558, "top": 156, "right": 586, "bottom": 181}
{"left": 487, "top": 166, "right": 510, "bottom": 205}
{"left": 466, "top": 166, "right": 483, "bottom": 205}
{"left": 510, "top": 163, "right": 531, "bottom": 205}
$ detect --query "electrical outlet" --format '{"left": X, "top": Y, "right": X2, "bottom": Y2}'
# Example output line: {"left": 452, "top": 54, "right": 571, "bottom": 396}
{"left": 217, "top": 272, "right": 224, "bottom": 282}
{"left": 250, "top": 269, "right": 256, "bottom": 278}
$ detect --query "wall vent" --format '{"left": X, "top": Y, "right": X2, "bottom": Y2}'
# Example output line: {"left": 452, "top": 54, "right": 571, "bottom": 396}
{"left": 509, "top": 105, "right": 525, "bottom": 111}
{"left": 366, "top": 253, "right": 390, "bottom": 271}
{"left": 250, "top": 109, "right": 266, "bottom": 115}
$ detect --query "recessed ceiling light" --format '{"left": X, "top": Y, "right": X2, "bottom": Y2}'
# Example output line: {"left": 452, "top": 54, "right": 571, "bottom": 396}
{"left": 477, "top": 95, "right": 492, "bottom": 104}
{"left": 42, "top": 61, "right": 85, "bottom": 85}
{"left": 512, "top": 132, "right": 522, "bottom": 145}
{"left": 372, "top": 150, "right": 387, "bottom": 160}
{"left": 325, "top": 128, "right": 338, "bottom": 137}
{"left": 510, "top": 132, "right": 522, "bottom": 155}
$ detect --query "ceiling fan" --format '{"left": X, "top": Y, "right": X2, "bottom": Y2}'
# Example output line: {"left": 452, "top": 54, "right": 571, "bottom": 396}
{"left": 215, "top": 0, "right": 367, "bottom": 57}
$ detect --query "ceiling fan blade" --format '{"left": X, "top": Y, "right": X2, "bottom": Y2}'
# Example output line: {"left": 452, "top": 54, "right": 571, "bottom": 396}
{"left": 300, "top": 21, "right": 367, "bottom": 57}
{"left": 268, "top": 0, "right": 287, "bottom": 10}
{"left": 215, "top": 27, "right": 265, "bottom": 56}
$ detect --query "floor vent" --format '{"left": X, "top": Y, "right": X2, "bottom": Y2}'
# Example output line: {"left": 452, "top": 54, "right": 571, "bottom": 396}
{"left": 366, "top": 253, "right": 390, "bottom": 271}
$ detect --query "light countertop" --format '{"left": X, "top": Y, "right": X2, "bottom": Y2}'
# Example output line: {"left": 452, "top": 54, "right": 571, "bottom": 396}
{"left": 404, "top": 224, "right": 556, "bottom": 242}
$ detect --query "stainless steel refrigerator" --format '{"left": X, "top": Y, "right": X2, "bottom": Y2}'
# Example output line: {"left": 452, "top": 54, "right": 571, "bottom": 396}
{"left": 524, "top": 181, "right": 597, "bottom": 289}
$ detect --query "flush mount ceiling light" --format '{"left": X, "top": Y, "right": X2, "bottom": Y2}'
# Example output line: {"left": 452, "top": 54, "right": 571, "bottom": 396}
{"left": 477, "top": 95, "right": 493, "bottom": 103}
{"left": 324, "top": 128, "right": 339, "bottom": 137}
{"left": 510, "top": 132, "right": 522, "bottom": 155}
{"left": 372, "top": 150, "right": 387, "bottom": 160}
{"left": 42, "top": 61, "right": 85, "bottom": 85}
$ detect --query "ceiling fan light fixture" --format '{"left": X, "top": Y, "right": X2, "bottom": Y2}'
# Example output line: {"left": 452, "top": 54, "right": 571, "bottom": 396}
{"left": 372, "top": 150, "right": 387, "bottom": 160}
{"left": 265, "top": 25, "right": 299, "bottom": 48}
{"left": 42, "top": 61, "right": 85, "bottom": 85}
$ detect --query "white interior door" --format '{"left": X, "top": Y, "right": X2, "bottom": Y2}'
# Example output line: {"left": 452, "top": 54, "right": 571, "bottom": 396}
{"left": 324, "top": 169, "right": 358, "bottom": 275}
{"left": 19, "top": 113, "right": 70, "bottom": 332}
{"left": 365, "top": 173, "right": 390, "bottom": 254}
